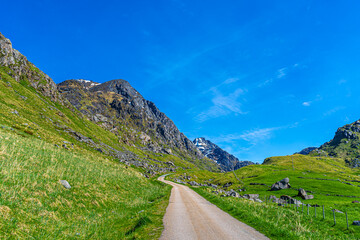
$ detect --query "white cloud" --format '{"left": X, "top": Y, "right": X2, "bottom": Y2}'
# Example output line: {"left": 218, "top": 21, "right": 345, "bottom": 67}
{"left": 302, "top": 101, "right": 311, "bottom": 107}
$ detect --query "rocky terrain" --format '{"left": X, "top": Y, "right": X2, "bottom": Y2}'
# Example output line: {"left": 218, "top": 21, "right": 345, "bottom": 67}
{"left": 0, "top": 32, "right": 219, "bottom": 175}
{"left": 193, "top": 137, "right": 253, "bottom": 171}
{"left": 296, "top": 119, "right": 360, "bottom": 167}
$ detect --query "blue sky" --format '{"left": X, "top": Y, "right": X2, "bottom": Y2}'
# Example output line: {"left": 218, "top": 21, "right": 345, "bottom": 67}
{"left": 2, "top": 0, "right": 360, "bottom": 163}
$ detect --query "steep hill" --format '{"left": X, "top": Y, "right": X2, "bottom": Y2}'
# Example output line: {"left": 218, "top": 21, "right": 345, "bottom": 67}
{"left": 0, "top": 32, "right": 219, "bottom": 174}
{"left": 57, "top": 79, "right": 203, "bottom": 159}
{"left": 193, "top": 137, "right": 253, "bottom": 171}
{"left": 296, "top": 119, "right": 360, "bottom": 167}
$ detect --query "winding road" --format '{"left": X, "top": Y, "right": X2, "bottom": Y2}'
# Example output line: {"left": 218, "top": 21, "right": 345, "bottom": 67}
{"left": 158, "top": 175, "right": 269, "bottom": 240}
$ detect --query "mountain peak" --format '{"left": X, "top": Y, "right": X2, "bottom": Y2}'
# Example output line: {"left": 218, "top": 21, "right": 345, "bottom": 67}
{"left": 193, "top": 137, "right": 254, "bottom": 171}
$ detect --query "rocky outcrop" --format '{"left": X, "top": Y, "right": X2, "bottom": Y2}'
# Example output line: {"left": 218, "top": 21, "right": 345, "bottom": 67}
{"left": 295, "top": 147, "right": 318, "bottom": 155}
{"left": 193, "top": 137, "right": 254, "bottom": 171}
{"left": 317, "top": 120, "right": 360, "bottom": 160}
{"left": 58, "top": 79, "right": 205, "bottom": 161}
{"left": 270, "top": 177, "right": 291, "bottom": 191}
{"left": 0, "top": 32, "right": 63, "bottom": 103}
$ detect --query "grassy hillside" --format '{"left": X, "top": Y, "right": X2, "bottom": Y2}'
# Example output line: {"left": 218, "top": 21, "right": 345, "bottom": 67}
{"left": 0, "top": 64, "right": 219, "bottom": 175}
{"left": 168, "top": 154, "right": 360, "bottom": 239}
{"left": 0, "top": 127, "right": 171, "bottom": 239}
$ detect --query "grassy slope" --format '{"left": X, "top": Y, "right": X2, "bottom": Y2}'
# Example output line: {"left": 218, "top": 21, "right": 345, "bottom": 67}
{"left": 0, "top": 64, "right": 218, "bottom": 172}
{"left": 0, "top": 128, "right": 171, "bottom": 239}
{"left": 169, "top": 154, "right": 360, "bottom": 239}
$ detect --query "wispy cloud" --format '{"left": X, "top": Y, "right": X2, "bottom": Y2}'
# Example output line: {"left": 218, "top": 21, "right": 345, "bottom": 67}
{"left": 338, "top": 79, "right": 347, "bottom": 85}
{"left": 211, "top": 123, "right": 299, "bottom": 145}
{"left": 257, "top": 66, "right": 290, "bottom": 88}
{"left": 196, "top": 87, "right": 246, "bottom": 122}
{"left": 302, "top": 95, "right": 322, "bottom": 107}
{"left": 277, "top": 67, "right": 287, "bottom": 79}
{"left": 323, "top": 106, "right": 345, "bottom": 116}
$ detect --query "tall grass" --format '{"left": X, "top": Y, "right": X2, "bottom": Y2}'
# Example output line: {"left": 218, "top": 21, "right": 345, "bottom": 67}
{"left": 193, "top": 187, "right": 358, "bottom": 240}
{"left": 0, "top": 129, "right": 170, "bottom": 239}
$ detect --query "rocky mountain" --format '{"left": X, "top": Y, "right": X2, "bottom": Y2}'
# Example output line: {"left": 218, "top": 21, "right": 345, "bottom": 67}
{"left": 0, "top": 33, "right": 63, "bottom": 103}
{"left": 193, "top": 137, "right": 253, "bottom": 171}
{"left": 0, "top": 32, "right": 219, "bottom": 174}
{"left": 295, "top": 147, "right": 318, "bottom": 155}
{"left": 296, "top": 119, "right": 360, "bottom": 167}
{"left": 57, "top": 79, "right": 204, "bottom": 159}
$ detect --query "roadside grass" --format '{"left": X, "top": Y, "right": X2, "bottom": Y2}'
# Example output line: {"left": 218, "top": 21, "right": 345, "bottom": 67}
{"left": 168, "top": 154, "right": 360, "bottom": 239}
{"left": 0, "top": 129, "right": 171, "bottom": 239}
{"left": 193, "top": 187, "right": 358, "bottom": 240}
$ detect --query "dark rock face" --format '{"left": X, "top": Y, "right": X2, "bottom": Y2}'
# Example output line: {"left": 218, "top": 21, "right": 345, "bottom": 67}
{"left": 58, "top": 79, "right": 204, "bottom": 160}
{"left": 296, "top": 147, "right": 318, "bottom": 155}
{"left": 270, "top": 177, "right": 291, "bottom": 191}
{"left": 0, "top": 32, "right": 63, "bottom": 103}
{"left": 193, "top": 137, "right": 254, "bottom": 171}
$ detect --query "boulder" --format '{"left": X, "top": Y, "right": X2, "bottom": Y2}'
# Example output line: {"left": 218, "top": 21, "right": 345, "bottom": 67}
{"left": 59, "top": 180, "right": 71, "bottom": 189}
{"left": 280, "top": 195, "right": 302, "bottom": 205}
{"left": 352, "top": 200, "right": 359, "bottom": 203}
{"left": 298, "top": 188, "right": 307, "bottom": 199}
{"left": 223, "top": 182, "right": 233, "bottom": 188}
{"left": 227, "top": 189, "right": 240, "bottom": 198}
{"left": 255, "top": 199, "right": 263, "bottom": 203}
{"left": 353, "top": 221, "right": 360, "bottom": 226}
{"left": 243, "top": 194, "right": 259, "bottom": 200}
{"left": 304, "top": 195, "right": 314, "bottom": 200}
{"left": 270, "top": 177, "right": 291, "bottom": 191}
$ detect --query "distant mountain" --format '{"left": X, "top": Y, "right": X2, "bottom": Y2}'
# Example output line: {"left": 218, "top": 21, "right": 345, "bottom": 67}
{"left": 295, "top": 147, "right": 318, "bottom": 155}
{"left": 295, "top": 119, "right": 360, "bottom": 167}
{"left": 193, "top": 137, "right": 254, "bottom": 171}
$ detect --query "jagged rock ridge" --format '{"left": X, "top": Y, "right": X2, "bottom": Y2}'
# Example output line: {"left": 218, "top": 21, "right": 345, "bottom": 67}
{"left": 58, "top": 79, "right": 204, "bottom": 159}
{"left": 193, "top": 137, "right": 253, "bottom": 171}
{"left": 0, "top": 32, "right": 63, "bottom": 103}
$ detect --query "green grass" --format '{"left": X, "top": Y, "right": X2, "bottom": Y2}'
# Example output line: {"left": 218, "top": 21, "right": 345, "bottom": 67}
{"left": 167, "top": 154, "right": 360, "bottom": 239}
{"left": 0, "top": 128, "right": 171, "bottom": 239}
{"left": 193, "top": 187, "right": 358, "bottom": 240}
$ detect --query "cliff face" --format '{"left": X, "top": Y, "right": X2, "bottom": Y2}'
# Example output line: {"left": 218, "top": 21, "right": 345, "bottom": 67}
{"left": 193, "top": 137, "right": 254, "bottom": 171}
{"left": 58, "top": 79, "right": 203, "bottom": 159}
{"left": 0, "top": 32, "right": 62, "bottom": 103}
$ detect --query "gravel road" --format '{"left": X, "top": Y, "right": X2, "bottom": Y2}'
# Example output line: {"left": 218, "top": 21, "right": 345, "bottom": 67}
{"left": 158, "top": 175, "right": 269, "bottom": 240}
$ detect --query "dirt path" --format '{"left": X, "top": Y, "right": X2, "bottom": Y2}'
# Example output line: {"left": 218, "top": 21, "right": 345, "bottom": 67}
{"left": 158, "top": 175, "right": 269, "bottom": 240}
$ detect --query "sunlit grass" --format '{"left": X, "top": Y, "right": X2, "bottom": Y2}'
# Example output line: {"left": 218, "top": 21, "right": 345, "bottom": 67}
{"left": 0, "top": 129, "right": 171, "bottom": 239}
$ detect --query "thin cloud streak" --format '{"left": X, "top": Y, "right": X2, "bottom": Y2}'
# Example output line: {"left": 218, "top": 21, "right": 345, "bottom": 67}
{"left": 196, "top": 87, "right": 246, "bottom": 122}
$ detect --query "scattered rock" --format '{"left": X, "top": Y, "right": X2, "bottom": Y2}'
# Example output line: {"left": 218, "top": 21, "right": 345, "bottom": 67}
{"left": 227, "top": 189, "right": 240, "bottom": 198}
{"left": 304, "top": 195, "right": 314, "bottom": 200}
{"left": 59, "top": 180, "right": 71, "bottom": 189}
{"left": 188, "top": 181, "right": 200, "bottom": 186}
{"left": 353, "top": 221, "right": 360, "bottom": 226}
{"left": 223, "top": 182, "right": 233, "bottom": 188}
{"left": 11, "top": 110, "right": 19, "bottom": 115}
{"left": 243, "top": 194, "right": 259, "bottom": 200}
{"left": 334, "top": 209, "right": 344, "bottom": 214}
{"left": 298, "top": 188, "right": 307, "bottom": 199}
{"left": 270, "top": 177, "right": 291, "bottom": 191}
{"left": 208, "top": 183, "right": 218, "bottom": 188}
